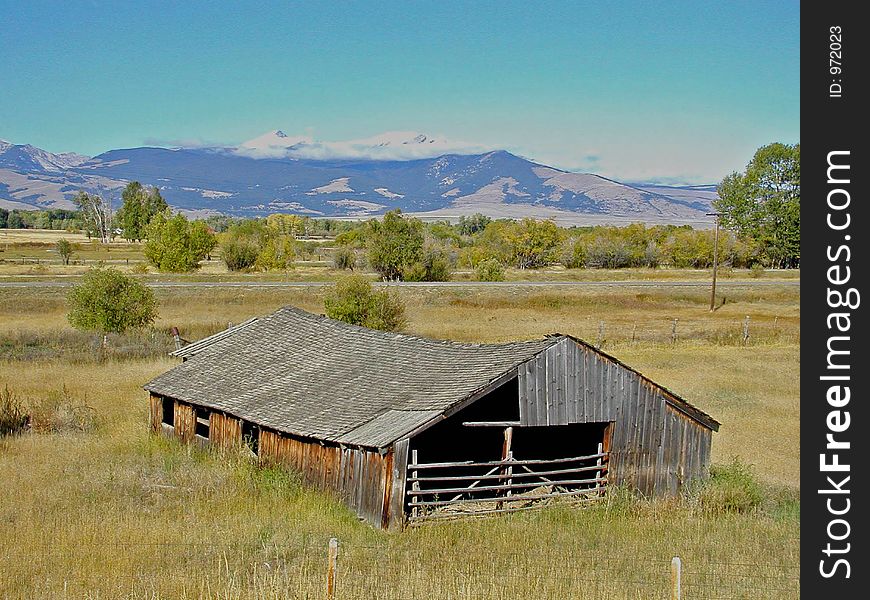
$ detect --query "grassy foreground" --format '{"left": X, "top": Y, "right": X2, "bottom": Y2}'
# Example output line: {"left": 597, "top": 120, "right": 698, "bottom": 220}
{"left": 0, "top": 282, "right": 799, "bottom": 599}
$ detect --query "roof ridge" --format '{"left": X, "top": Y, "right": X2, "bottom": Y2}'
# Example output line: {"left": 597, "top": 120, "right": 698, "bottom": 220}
{"left": 273, "top": 305, "right": 559, "bottom": 349}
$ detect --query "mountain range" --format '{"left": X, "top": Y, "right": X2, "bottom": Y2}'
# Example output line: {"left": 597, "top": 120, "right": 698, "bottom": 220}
{"left": 0, "top": 132, "right": 717, "bottom": 226}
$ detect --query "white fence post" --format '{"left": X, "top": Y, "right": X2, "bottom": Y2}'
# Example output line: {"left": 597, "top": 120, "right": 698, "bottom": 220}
{"left": 671, "top": 556, "right": 681, "bottom": 600}
{"left": 326, "top": 538, "right": 339, "bottom": 600}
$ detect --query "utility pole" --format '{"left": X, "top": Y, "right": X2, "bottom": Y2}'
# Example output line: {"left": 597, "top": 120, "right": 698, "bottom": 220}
{"left": 707, "top": 213, "right": 720, "bottom": 311}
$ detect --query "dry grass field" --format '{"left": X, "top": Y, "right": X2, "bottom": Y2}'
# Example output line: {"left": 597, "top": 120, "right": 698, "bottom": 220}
{"left": 0, "top": 271, "right": 800, "bottom": 598}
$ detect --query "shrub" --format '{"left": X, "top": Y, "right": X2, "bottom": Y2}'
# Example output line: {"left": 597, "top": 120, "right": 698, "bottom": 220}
{"left": 332, "top": 246, "right": 357, "bottom": 271}
{"left": 28, "top": 385, "right": 98, "bottom": 434}
{"left": 220, "top": 238, "right": 260, "bottom": 271}
{"left": 693, "top": 458, "right": 764, "bottom": 514}
{"left": 404, "top": 245, "right": 451, "bottom": 282}
{"left": 67, "top": 268, "right": 158, "bottom": 334}
{"left": 561, "top": 237, "right": 587, "bottom": 269}
{"left": 476, "top": 258, "right": 505, "bottom": 282}
{"left": 324, "top": 275, "right": 406, "bottom": 332}
{"left": 749, "top": 263, "right": 765, "bottom": 278}
{"left": 0, "top": 385, "right": 28, "bottom": 436}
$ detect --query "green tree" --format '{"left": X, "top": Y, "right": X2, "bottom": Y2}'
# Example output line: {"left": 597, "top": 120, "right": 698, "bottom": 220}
{"left": 117, "top": 182, "right": 169, "bottom": 242}
{"left": 143, "top": 212, "right": 216, "bottom": 272}
{"left": 67, "top": 267, "right": 157, "bottom": 334}
{"left": 323, "top": 275, "right": 406, "bottom": 331}
{"left": 715, "top": 143, "right": 800, "bottom": 268}
{"left": 55, "top": 238, "right": 76, "bottom": 265}
{"left": 366, "top": 210, "right": 424, "bottom": 280}
{"left": 505, "top": 219, "right": 563, "bottom": 269}
{"left": 458, "top": 213, "right": 492, "bottom": 236}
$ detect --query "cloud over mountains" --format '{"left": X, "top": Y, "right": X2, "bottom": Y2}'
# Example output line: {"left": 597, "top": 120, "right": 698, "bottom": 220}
{"left": 235, "top": 130, "right": 494, "bottom": 161}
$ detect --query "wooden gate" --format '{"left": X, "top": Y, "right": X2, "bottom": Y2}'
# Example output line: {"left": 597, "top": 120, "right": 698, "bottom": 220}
{"left": 407, "top": 444, "right": 608, "bottom": 522}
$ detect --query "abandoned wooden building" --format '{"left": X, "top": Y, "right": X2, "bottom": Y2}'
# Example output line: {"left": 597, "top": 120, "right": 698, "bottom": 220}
{"left": 144, "top": 306, "right": 719, "bottom": 529}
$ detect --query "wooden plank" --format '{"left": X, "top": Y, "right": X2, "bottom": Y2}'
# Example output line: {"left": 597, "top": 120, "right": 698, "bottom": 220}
{"left": 518, "top": 363, "right": 529, "bottom": 425}
{"left": 521, "top": 361, "right": 535, "bottom": 426}
{"left": 148, "top": 394, "right": 162, "bottom": 433}
{"left": 653, "top": 405, "right": 670, "bottom": 496}
{"left": 173, "top": 402, "right": 195, "bottom": 444}
{"left": 407, "top": 496, "right": 603, "bottom": 521}
{"left": 535, "top": 353, "right": 547, "bottom": 426}
{"left": 408, "top": 483, "right": 608, "bottom": 507}
{"left": 462, "top": 421, "right": 522, "bottom": 427}
{"left": 565, "top": 341, "right": 578, "bottom": 423}
{"left": 556, "top": 341, "right": 569, "bottom": 424}
{"left": 409, "top": 462, "right": 608, "bottom": 483}
{"left": 409, "top": 451, "right": 608, "bottom": 470}
{"left": 408, "top": 476, "right": 608, "bottom": 496}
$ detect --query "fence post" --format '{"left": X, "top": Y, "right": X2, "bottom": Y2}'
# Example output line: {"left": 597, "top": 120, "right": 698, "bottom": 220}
{"left": 596, "top": 321, "right": 605, "bottom": 349}
{"left": 671, "top": 319, "right": 678, "bottom": 345}
{"left": 411, "top": 449, "right": 420, "bottom": 520}
{"left": 326, "top": 537, "right": 339, "bottom": 600}
{"left": 594, "top": 442, "right": 603, "bottom": 496}
{"left": 671, "top": 556, "right": 681, "bottom": 600}
{"left": 742, "top": 315, "right": 750, "bottom": 345}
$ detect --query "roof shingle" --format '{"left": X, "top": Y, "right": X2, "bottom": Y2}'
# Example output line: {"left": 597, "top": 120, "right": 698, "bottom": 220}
{"left": 145, "top": 306, "right": 554, "bottom": 448}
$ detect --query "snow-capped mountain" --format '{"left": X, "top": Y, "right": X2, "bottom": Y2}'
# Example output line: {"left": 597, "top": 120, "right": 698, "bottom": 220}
{"left": 236, "top": 130, "right": 491, "bottom": 161}
{"left": 0, "top": 134, "right": 715, "bottom": 224}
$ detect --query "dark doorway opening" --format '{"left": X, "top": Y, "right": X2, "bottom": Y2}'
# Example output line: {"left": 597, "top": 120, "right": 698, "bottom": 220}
{"left": 161, "top": 397, "right": 174, "bottom": 427}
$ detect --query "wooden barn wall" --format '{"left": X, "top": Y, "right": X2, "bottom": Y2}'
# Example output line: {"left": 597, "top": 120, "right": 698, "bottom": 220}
{"left": 258, "top": 429, "right": 395, "bottom": 528}
{"left": 209, "top": 412, "right": 242, "bottom": 449}
{"left": 173, "top": 402, "right": 196, "bottom": 444}
{"left": 517, "top": 338, "right": 713, "bottom": 495}
{"left": 148, "top": 393, "right": 162, "bottom": 433}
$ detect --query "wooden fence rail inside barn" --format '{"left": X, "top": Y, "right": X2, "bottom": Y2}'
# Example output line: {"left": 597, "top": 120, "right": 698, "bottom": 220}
{"left": 407, "top": 448, "right": 609, "bottom": 521}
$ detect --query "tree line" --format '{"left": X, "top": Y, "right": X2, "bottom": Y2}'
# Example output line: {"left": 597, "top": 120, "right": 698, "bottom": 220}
{"left": 5, "top": 142, "right": 799, "bottom": 274}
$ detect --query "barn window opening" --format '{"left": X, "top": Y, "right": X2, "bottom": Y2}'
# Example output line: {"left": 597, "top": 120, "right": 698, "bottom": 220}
{"left": 407, "top": 378, "right": 612, "bottom": 519}
{"left": 194, "top": 407, "right": 210, "bottom": 439}
{"left": 161, "top": 397, "right": 174, "bottom": 427}
{"left": 242, "top": 421, "right": 259, "bottom": 455}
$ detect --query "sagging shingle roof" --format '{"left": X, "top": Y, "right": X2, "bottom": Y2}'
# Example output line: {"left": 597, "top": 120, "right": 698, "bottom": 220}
{"left": 145, "top": 306, "right": 555, "bottom": 448}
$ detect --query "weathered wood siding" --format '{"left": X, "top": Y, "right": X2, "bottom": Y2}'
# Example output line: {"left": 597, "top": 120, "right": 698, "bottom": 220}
{"left": 148, "top": 393, "right": 162, "bottom": 433}
{"left": 258, "top": 428, "right": 398, "bottom": 528}
{"left": 209, "top": 412, "right": 242, "bottom": 449}
{"left": 517, "top": 338, "right": 713, "bottom": 495}
{"left": 173, "top": 402, "right": 196, "bottom": 444}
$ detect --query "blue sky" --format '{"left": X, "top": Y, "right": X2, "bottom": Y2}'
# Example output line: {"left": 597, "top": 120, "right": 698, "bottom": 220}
{"left": 1, "top": 1, "right": 799, "bottom": 184}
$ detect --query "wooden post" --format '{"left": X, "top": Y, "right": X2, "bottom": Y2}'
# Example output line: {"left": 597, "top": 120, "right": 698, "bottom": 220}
{"left": 497, "top": 427, "right": 514, "bottom": 508}
{"left": 631, "top": 324, "right": 637, "bottom": 344}
{"left": 742, "top": 315, "right": 750, "bottom": 345}
{"left": 594, "top": 442, "right": 603, "bottom": 496}
{"left": 671, "top": 319, "right": 678, "bottom": 345}
{"left": 171, "top": 327, "right": 182, "bottom": 352}
{"left": 708, "top": 212, "right": 720, "bottom": 311}
{"left": 596, "top": 321, "right": 605, "bottom": 349}
{"left": 410, "top": 449, "right": 420, "bottom": 520}
{"left": 326, "top": 538, "right": 339, "bottom": 600}
{"left": 671, "top": 556, "right": 682, "bottom": 600}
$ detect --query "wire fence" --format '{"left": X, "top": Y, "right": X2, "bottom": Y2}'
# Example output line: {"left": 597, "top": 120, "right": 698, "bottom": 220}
{"left": 0, "top": 537, "right": 800, "bottom": 599}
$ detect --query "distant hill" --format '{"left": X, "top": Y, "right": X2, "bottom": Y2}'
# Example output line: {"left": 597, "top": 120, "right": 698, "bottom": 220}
{"left": 0, "top": 133, "right": 716, "bottom": 226}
